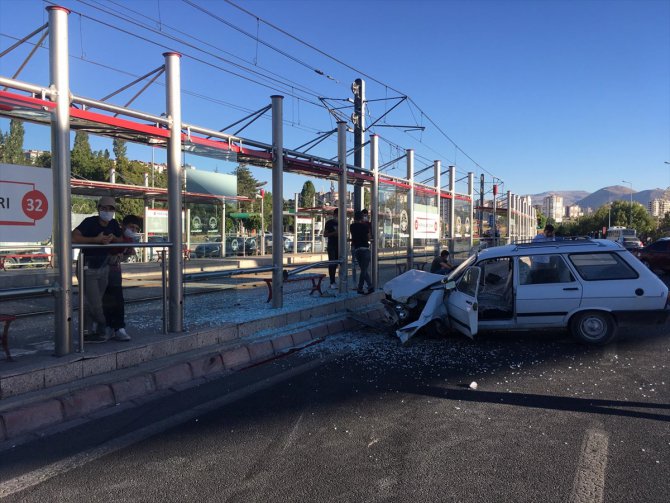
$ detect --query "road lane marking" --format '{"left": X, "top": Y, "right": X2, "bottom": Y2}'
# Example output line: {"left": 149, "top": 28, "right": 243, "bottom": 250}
{"left": 569, "top": 428, "right": 609, "bottom": 503}
{"left": 0, "top": 355, "right": 333, "bottom": 499}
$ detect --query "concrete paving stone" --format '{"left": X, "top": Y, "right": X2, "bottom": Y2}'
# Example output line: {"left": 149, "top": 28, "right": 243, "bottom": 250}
{"left": 247, "top": 340, "right": 275, "bottom": 361}
{"left": 292, "top": 329, "right": 314, "bottom": 346}
{"left": 44, "top": 361, "right": 84, "bottom": 388}
{"left": 82, "top": 353, "right": 118, "bottom": 378}
{"left": 153, "top": 363, "right": 193, "bottom": 391}
{"left": 326, "top": 319, "right": 345, "bottom": 335}
{"left": 111, "top": 374, "right": 156, "bottom": 403}
{"left": 238, "top": 315, "right": 287, "bottom": 338}
{"left": 116, "top": 345, "right": 153, "bottom": 369}
{"left": 341, "top": 318, "right": 357, "bottom": 331}
{"left": 0, "top": 370, "right": 44, "bottom": 399}
{"left": 188, "top": 354, "right": 224, "bottom": 379}
{"left": 2, "top": 399, "right": 64, "bottom": 438}
{"left": 218, "top": 325, "right": 239, "bottom": 343}
{"left": 194, "top": 328, "right": 219, "bottom": 347}
{"left": 271, "top": 333, "right": 295, "bottom": 353}
{"left": 60, "top": 384, "right": 115, "bottom": 420}
{"left": 284, "top": 311, "right": 302, "bottom": 325}
{"left": 221, "top": 346, "right": 251, "bottom": 370}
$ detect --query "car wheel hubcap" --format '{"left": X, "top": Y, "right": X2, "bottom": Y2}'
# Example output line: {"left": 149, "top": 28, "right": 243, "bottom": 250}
{"left": 582, "top": 316, "right": 605, "bottom": 338}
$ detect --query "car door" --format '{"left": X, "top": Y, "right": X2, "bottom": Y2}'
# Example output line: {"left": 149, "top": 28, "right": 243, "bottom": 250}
{"left": 447, "top": 266, "right": 481, "bottom": 338}
{"left": 515, "top": 254, "right": 582, "bottom": 326}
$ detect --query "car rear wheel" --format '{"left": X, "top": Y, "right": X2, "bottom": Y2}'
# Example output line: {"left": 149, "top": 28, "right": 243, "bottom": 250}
{"left": 569, "top": 310, "right": 616, "bottom": 345}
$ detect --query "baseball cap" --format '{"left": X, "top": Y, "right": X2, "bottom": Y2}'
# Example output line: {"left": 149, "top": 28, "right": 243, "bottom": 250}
{"left": 98, "top": 196, "right": 116, "bottom": 209}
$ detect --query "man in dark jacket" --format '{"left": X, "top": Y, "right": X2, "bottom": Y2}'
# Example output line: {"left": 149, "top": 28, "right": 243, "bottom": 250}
{"left": 72, "top": 196, "right": 123, "bottom": 343}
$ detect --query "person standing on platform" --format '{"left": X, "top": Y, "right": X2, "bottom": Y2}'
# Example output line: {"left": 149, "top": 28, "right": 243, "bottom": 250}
{"left": 72, "top": 196, "right": 123, "bottom": 343}
{"left": 103, "top": 214, "right": 142, "bottom": 342}
{"left": 350, "top": 210, "right": 374, "bottom": 294}
{"left": 323, "top": 208, "right": 339, "bottom": 289}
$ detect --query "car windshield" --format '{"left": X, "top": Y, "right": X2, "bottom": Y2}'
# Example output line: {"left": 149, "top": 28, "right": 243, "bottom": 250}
{"left": 447, "top": 254, "right": 476, "bottom": 281}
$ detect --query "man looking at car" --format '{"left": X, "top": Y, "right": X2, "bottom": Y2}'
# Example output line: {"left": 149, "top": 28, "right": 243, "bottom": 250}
{"left": 72, "top": 196, "right": 124, "bottom": 343}
{"left": 323, "top": 208, "right": 339, "bottom": 289}
{"left": 350, "top": 211, "right": 374, "bottom": 294}
{"left": 103, "top": 214, "right": 142, "bottom": 342}
{"left": 533, "top": 224, "right": 555, "bottom": 242}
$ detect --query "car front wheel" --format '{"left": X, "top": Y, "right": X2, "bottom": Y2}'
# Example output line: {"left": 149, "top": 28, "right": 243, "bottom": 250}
{"left": 569, "top": 310, "right": 616, "bottom": 345}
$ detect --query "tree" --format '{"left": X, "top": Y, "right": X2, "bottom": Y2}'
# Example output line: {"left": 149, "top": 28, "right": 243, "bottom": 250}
{"left": 300, "top": 180, "right": 316, "bottom": 208}
{"left": 233, "top": 165, "right": 259, "bottom": 212}
{"left": 1, "top": 119, "right": 26, "bottom": 164}
{"left": 71, "top": 131, "right": 95, "bottom": 179}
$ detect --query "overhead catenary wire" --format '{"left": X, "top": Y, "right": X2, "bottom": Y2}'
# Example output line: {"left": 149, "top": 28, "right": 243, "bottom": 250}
{"left": 223, "top": 0, "right": 498, "bottom": 179}
{"left": 80, "top": 0, "right": 327, "bottom": 103}
{"left": 68, "top": 0, "right": 324, "bottom": 106}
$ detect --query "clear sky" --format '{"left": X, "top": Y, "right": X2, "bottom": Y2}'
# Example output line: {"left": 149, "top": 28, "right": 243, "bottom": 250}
{"left": 1, "top": 0, "right": 669, "bottom": 199}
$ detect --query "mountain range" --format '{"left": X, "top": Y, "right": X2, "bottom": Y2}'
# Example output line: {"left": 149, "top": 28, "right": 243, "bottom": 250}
{"left": 528, "top": 185, "right": 668, "bottom": 210}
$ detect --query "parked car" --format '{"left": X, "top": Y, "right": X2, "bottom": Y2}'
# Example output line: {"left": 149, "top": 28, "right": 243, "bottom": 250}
{"left": 634, "top": 238, "right": 670, "bottom": 274}
{"left": 383, "top": 238, "right": 669, "bottom": 346}
{"left": 296, "top": 238, "right": 326, "bottom": 253}
{"left": 147, "top": 235, "right": 169, "bottom": 261}
{"left": 264, "top": 233, "right": 293, "bottom": 253}
{"left": 620, "top": 236, "right": 643, "bottom": 251}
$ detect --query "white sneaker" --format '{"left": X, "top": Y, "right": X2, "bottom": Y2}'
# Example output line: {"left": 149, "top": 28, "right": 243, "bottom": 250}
{"left": 113, "top": 328, "right": 131, "bottom": 341}
{"left": 329, "top": 283, "right": 338, "bottom": 290}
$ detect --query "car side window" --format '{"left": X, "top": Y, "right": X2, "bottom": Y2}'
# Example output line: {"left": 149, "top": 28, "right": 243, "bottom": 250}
{"left": 519, "top": 254, "right": 575, "bottom": 285}
{"left": 568, "top": 252, "right": 638, "bottom": 281}
{"left": 457, "top": 267, "right": 480, "bottom": 297}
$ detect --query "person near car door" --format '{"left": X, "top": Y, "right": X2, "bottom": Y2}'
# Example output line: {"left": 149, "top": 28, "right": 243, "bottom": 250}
{"left": 72, "top": 196, "right": 124, "bottom": 343}
{"left": 103, "top": 214, "right": 142, "bottom": 342}
{"left": 323, "top": 208, "right": 339, "bottom": 289}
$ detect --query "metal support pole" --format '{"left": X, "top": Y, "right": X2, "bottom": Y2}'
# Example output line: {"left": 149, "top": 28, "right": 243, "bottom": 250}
{"left": 271, "top": 95, "right": 284, "bottom": 308}
{"left": 507, "top": 191, "right": 513, "bottom": 244}
{"left": 449, "top": 165, "right": 456, "bottom": 255}
{"left": 353, "top": 78, "right": 365, "bottom": 212}
{"left": 468, "top": 172, "right": 474, "bottom": 250}
{"left": 77, "top": 255, "right": 84, "bottom": 352}
{"left": 337, "top": 121, "right": 348, "bottom": 294}
{"left": 434, "top": 160, "right": 441, "bottom": 256}
{"left": 370, "top": 134, "right": 379, "bottom": 288}
{"left": 293, "top": 192, "right": 299, "bottom": 262}
{"left": 165, "top": 52, "right": 183, "bottom": 333}
{"left": 48, "top": 5, "right": 73, "bottom": 356}
{"left": 407, "top": 149, "right": 414, "bottom": 271}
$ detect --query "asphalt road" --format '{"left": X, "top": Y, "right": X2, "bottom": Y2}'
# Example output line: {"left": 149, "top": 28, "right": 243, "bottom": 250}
{"left": 0, "top": 321, "right": 668, "bottom": 502}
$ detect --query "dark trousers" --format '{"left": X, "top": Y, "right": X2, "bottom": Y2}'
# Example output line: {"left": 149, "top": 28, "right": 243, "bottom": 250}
{"left": 354, "top": 247, "right": 372, "bottom": 290}
{"left": 327, "top": 246, "right": 338, "bottom": 284}
{"left": 103, "top": 264, "right": 125, "bottom": 330}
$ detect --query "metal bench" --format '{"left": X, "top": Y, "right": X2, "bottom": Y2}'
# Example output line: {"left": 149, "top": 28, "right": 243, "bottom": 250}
{"left": 0, "top": 314, "right": 16, "bottom": 361}
{"left": 262, "top": 273, "right": 326, "bottom": 303}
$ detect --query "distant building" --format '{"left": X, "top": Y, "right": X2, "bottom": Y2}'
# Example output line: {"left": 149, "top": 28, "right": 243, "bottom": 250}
{"left": 543, "top": 194, "right": 564, "bottom": 223}
{"left": 565, "top": 205, "right": 583, "bottom": 219}
{"left": 649, "top": 199, "right": 670, "bottom": 218}
{"left": 23, "top": 149, "right": 47, "bottom": 163}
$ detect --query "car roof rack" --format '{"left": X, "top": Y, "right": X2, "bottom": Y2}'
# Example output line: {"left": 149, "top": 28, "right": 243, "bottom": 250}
{"left": 510, "top": 236, "right": 609, "bottom": 251}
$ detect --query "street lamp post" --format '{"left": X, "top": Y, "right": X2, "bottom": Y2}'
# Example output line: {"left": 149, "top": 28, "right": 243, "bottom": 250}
{"left": 622, "top": 180, "right": 633, "bottom": 227}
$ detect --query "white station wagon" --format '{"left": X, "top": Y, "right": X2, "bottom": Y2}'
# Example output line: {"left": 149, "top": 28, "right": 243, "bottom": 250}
{"left": 383, "top": 239, "right": 670, "bottom": 345}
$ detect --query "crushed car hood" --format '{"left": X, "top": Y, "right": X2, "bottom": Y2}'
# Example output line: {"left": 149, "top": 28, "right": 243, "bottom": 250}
{"left": 382, "top": 269, "right": 447, "bottom": 303}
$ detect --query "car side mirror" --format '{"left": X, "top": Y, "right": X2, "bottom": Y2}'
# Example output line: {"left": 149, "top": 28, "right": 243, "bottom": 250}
{"left": 442, "top": 280, "right": 456, "bottom": 290}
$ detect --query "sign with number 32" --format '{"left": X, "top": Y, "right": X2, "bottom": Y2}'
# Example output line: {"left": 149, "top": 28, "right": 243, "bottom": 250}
{"left": 0, "top": 163, "right": 53, "bottom": 242}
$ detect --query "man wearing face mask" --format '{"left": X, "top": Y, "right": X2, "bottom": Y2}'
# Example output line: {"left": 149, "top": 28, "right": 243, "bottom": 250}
{"left": 103, "top": 214, "right": 142, "bottom": 342}
{"left": 72, "top": 196, "right": 123, "bottom": 343}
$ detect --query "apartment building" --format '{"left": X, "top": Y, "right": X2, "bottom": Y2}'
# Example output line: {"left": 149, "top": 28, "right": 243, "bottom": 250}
{"left": 649, "top": 198, "right": 670, "bottom": 218}
{"left": 543, "top": 194, "right": 564, "bottom": 223}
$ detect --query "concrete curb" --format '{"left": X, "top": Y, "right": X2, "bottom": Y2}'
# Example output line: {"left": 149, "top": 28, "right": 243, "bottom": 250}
{"left": 0, "top": 304, "right": 386, "bottom": 444}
